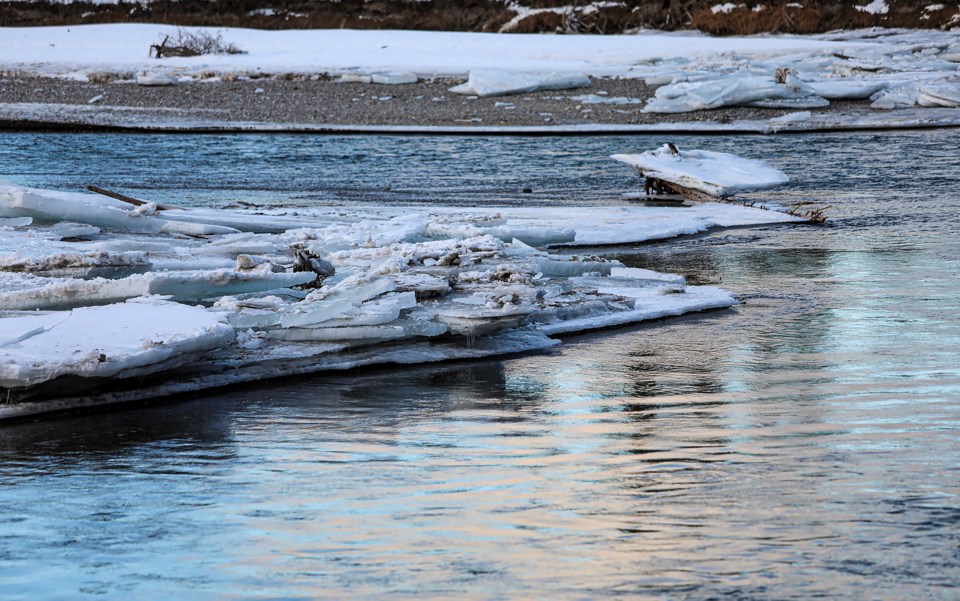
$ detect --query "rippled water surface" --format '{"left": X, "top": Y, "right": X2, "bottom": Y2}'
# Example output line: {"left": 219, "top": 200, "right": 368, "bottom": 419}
{"left": 1, "top": 131, "right": 959, "bottom": 599}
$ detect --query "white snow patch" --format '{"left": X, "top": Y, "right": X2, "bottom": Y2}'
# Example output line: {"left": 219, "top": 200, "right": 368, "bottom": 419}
{"left": 856, "top": 0, "right": 890, "bottom": 15}
{"left": 711, "top": 3, "right": 741, "bottom": 14}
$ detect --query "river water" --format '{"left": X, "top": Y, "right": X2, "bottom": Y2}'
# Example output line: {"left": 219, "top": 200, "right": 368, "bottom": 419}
{"left": 1, "top": 131, "right": 959, "bottom": 599}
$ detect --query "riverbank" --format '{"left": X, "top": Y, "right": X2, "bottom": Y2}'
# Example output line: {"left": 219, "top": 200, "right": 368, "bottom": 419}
{"left": 2, "top": 25, "right": 958, "bottom": 133}
{"left": 1, "top": 74, "right": 876, "bottom": 130}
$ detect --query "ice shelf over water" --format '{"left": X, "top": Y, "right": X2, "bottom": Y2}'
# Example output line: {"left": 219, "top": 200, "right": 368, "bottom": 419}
{"left": 0, "top": 182, "right": 801, "bottom": 418}
{"left": 611, "top": 145, "right": 790, "bottom": 198}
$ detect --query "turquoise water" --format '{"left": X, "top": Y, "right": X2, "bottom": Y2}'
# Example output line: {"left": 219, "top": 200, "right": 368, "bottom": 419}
{"left": 1, "top": 131, "right": 959, "bottom": 599}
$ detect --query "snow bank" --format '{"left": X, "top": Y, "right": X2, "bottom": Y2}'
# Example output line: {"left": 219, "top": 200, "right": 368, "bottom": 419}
{"left": 0, "top": 24, "right": 855, "bottom": 79}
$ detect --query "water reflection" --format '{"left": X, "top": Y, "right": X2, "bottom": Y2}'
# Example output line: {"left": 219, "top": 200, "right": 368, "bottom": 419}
{"left": 2, "top": 130, "right": 960, "bottom": 598}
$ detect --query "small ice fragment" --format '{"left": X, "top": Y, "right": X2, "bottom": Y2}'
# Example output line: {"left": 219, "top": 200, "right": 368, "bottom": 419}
{"left": 450, "top": 69, "right": 590, "bottom": 97}
{"left": 136, "top": 74, "right": 177, "bottom": 86}
{"left": 371, "top": 72, "right": 418, "bottom": 85}
{"left": 339, "top": 74, "right": 373, "bottom": 84}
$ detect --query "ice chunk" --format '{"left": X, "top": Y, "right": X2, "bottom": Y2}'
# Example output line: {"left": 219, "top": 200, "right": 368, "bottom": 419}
{"left": 808, "top": 79, "right": 887, "bottom": 100}
{"left": 311, "top": 276, "right": 397, "bottom": 306}
{"left": 0, "top": 300, "right": 233, "bottom": 388}
{"left": 279, "top": 298, "right": 354, "bottom": 328}
{"left": 917, "top": 82, "right": 960, "bottom": 107}
{"left": 51, "top": 222, "right": 100, "bottom": 240}
{"left": 609, "top": 266, "right": 686, "bottom": 284}
{"left": 0, "top": 186, "right": 165, "bottom": 233}
{"left": 269, "top": 319, "right": 446, "bottom": 343}
{"left": 611, "top": 145, "right": 789, "bottom": 198}
{"left": 434, "top": 305, "right": 531, "bottom": 337}
{"left": 644, "top": 70, "right": 823, "bottom": 113}
{"left": 371, "top": 72, "right": 418, "bottom": 85}
{"left": 338, "top": 74, "right": 372, "bottom": 84}
{"left": 0, "top": 251, "right": 150, "bottom": 275}
{"left": 536, "top": 257, "right": 614, "bottom": 277}
{"left": 0, "top": 269, "right": 317, "bottom": 310}
{"left": 0, "top": 217, "right": 32, "bottom": 228}
{"left": 137, "top": 74, "right": 177, "bottom": 86}
{"left": 450, "top": 69, "right": 590, "bottom": 97}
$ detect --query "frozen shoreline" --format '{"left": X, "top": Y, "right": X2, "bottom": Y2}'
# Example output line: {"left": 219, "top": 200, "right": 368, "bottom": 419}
{"left": 1, "top": 25, "right": 958, "bottom": 133}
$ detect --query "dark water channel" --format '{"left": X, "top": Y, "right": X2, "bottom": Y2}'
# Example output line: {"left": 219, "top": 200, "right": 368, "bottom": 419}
{"left": 1, "top": 131, "right": 959, "bottom": 599}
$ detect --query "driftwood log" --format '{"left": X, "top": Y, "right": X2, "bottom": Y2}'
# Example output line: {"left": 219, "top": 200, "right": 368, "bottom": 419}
{"left": 87, "top": 185, "right": 175, "bottom": 211}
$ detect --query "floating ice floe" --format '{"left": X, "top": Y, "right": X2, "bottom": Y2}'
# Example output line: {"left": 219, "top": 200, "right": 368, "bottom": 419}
{"left": 450, "top": 69, "right": 591, "bottom": 97}
{"left": 0, "top": 179, "right": 805, "bottom": 418}
{"left": 611, "top": 145, "right": 789, "bottom": 199}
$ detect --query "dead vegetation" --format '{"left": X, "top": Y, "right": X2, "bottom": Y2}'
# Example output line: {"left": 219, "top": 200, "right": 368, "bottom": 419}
{"left": 0, "top": 0, "right": 956, "bottom": 34}
{"left": 150, "top": 29, "right": 245, "bottom": 58}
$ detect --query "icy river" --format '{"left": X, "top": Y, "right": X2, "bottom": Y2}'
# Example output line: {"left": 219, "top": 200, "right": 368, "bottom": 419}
{"left": 1, "top": 130, "right": 959, "bottom": 599}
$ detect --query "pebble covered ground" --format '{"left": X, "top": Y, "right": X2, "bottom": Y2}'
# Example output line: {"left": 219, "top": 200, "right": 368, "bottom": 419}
{"left": 0, "top": 74, "right": 869, "bottom": 129}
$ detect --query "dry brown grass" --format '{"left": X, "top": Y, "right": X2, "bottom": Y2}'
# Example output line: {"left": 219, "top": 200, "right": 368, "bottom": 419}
{"left": 0, "top": 0, "right": 954, "bottom": 33}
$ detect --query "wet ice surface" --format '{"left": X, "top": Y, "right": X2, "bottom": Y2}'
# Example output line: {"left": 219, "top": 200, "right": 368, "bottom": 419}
{"left": 1, "top": 130, "right": 960, "bottom": 599}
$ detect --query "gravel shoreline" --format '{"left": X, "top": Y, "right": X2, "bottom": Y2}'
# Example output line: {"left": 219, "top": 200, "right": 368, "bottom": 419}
{"left": 0, "top": 74, "right": 874, "bottom": 130}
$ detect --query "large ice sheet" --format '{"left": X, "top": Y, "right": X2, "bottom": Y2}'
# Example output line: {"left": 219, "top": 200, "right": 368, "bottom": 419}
{"left": 0, "top": 299, "right": 233, "bottom": 388}
{"left": 611, "top": 145, "right": 789, "bottom": 198}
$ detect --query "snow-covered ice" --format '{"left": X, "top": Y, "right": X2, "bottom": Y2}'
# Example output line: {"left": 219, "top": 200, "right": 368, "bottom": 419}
{"left": 0, "top": 178, "right": 802, "bottom": 418}
{"left": 611, "top": 145, "right": 789, "bottom": 198}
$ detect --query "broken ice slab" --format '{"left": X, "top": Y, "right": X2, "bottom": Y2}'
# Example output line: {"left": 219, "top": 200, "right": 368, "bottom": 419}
{"left": 808, "top": 79, "right": 887, "bottom": 100}
{"left": 449, "top": 69, "right": 590, "bottom": 97}
{"left": 268, "top": 319, "right": 447, "bottom": 343}
{"left": 393, "top": 272, "right": 452, "bottom": 300}
{"left": 433, "top": 305, "right": 531, "bottom": 337}
{"left": 136, "top": 73, "right": 178, "bottom": 86}
{"left": 0, "top": 250, "right": 152, "bottom": 279}
{"left": 310, "top": 276, "right": 397, "bottom": 306}
{"left": 536, "top": 285, "right": 736, "bottom": 336}
{"left": 0, "top": 299, "right": 233, "bottom": 388}
{"left": 371, "top": 72, "right": 418, "bottom": 85}
{"left": 535, "top": 257, "right": 614, "bottom": 278}
{"left": 51, "top": 222, "right": 100, "bottom": 240}
{"left": 0, "top": 185, "right": 241, "bottom": 236}
{"left": 643, "top": 71, "right": 823, "bottom": 113}
{"left": 160, "top": 208, "right": 328, "bottom": 234}
{"left": 611, "top": 145, "right": 789, "bottom": 199}
{"left": 278, "top": 298, "right": 353, "bottom": 328}
{"left": 0, "top": 217, "right": 32, "bottom": 228}
{"left": 0, "top": 269, "right": 317, "bottom": 310}
{"left": 0, "top": 186, "right": 166, "bottom": 233}
{"left": 917, "top": 82, "right": 960, "bottom": 107}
